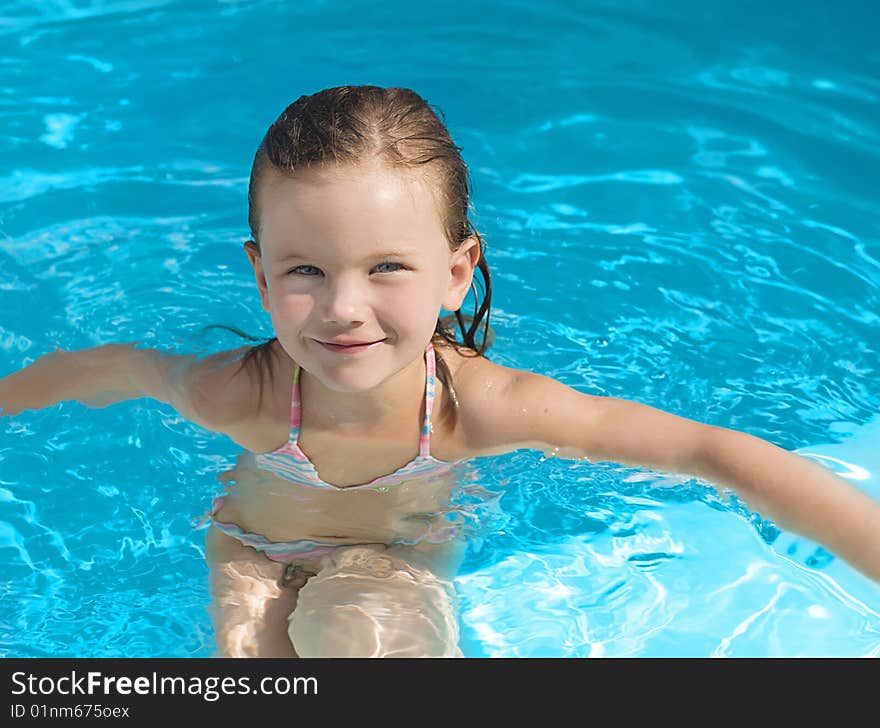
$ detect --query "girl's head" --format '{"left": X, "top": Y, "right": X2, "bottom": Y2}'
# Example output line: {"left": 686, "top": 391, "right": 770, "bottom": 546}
{"left": 230, "top": 86, "right": 493, "bottom": 419}
{"left": 245, "top": 158, "right": 475, "bottom": 392}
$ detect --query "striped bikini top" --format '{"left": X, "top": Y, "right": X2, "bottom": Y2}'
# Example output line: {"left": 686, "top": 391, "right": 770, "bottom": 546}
{"left": 254, "top": 340, "right": 459, "bottom": 492}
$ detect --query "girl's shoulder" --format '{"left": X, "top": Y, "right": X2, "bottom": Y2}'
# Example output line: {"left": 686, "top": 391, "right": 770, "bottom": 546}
{"left": 430, "top": 337, "right": 524, "bottom": 457}
{"left": 432, "top": 336, "right": 510, "bottom": 389}
{"left": 182, "top": 339, "right": 297, "bottom": 451}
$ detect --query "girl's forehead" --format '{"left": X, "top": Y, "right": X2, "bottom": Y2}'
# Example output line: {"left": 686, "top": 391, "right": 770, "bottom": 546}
{"left": 262, "top": 162, "right": 430, "bottom": 203}
{"left": 259, "top": 164, "right": 445, "bottom": 246}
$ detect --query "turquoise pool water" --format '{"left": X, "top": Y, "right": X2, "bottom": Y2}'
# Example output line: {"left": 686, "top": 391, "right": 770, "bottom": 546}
{"left": 1, "top": 0, "right": 879, "bottom": 657}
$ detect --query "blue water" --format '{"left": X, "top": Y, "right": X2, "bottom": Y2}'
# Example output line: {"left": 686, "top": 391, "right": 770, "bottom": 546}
{"left": 2, "top": 0, "right": 879, "bottom": 657}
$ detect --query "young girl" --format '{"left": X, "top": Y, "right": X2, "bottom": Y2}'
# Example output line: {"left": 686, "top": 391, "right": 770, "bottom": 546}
{"left": 2, "top": 85, "right": 879, "bottom": 658}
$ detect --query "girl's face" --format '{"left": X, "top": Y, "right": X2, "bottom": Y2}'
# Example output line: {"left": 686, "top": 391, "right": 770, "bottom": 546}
{"left": 246, "top": 162, "right": 478, "bottom": 392}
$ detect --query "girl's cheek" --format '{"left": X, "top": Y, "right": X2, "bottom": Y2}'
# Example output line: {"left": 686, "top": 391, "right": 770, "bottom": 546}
{"left": 275, "top": 295, "right": 315, "bottom": 324}
{"left": 277, "top": 291, "right": 315, "bottom": 317}
{"left": 382, "top": 285, "right": 432, "bottom": 319}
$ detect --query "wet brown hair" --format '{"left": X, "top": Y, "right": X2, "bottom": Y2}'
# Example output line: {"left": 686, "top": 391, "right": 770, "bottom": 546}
{"left": 204, "top": 85, "right": 494, "bottom": 430}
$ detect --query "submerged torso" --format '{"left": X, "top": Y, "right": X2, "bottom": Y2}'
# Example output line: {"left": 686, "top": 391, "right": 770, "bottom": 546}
{"left": 213, "top": 454, "right": 469, "bottom": 547}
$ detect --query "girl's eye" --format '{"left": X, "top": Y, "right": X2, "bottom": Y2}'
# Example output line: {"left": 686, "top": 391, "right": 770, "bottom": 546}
{"left": 374, "top": 261, "right": 406, "bottom": 273}
{"left": 289, "top": 265, "right": 321, "bottom": 276}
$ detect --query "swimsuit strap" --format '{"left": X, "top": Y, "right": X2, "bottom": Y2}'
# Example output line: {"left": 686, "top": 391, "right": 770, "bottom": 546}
{"left": 420, "top": 340, "right": 436, "bottom": 458}
{"left": 288, "top": 341, "right": 436, "bottom": 458}
{"left": 288, "top": 362, "right": 303, "bottom": 445}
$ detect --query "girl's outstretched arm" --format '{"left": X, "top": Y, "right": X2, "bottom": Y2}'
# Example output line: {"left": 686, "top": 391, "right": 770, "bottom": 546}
{"left": 0, "top": 343, "right": 233, "bottom": 430}
{"left": 462, "top": 367, "right": 880, "bottom": 583}
{"left": 0, "top": 344, "right": 148, "bottom": 416}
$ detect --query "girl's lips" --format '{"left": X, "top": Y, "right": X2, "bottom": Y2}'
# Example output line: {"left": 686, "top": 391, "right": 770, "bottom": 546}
{"left": 316, "top": 338, "right": 385, "bottom": 354}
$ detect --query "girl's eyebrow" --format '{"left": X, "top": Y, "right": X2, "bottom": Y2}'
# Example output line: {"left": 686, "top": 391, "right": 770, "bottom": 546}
{"left": 275, "top": 248, "right": 421, "bottom": 264}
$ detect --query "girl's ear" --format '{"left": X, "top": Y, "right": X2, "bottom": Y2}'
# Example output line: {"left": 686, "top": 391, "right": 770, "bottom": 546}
{"left": 442, "top": 236, "right": 481, "bottom": 311}
{"left": 244, "top": 240, "right": 272, "bottom": 313}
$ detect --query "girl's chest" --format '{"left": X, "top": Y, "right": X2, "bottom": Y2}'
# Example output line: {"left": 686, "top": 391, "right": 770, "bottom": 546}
{"left": 223, "top": 368, "right": 482, "bottom": 489}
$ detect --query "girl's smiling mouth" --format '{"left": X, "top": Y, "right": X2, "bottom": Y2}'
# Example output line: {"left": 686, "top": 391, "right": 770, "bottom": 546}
{"left": 314, "top": 338, "right": 386, "bottom": 354}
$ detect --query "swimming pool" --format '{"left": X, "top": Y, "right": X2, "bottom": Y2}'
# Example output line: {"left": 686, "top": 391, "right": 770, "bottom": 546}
{"left": 1, "top": 0, "right": 878, "bottom": 657}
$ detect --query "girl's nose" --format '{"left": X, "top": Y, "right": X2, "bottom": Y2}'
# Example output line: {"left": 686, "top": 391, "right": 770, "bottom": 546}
{"left": 320, "top": 275, "right": 370, "bottom": 325}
